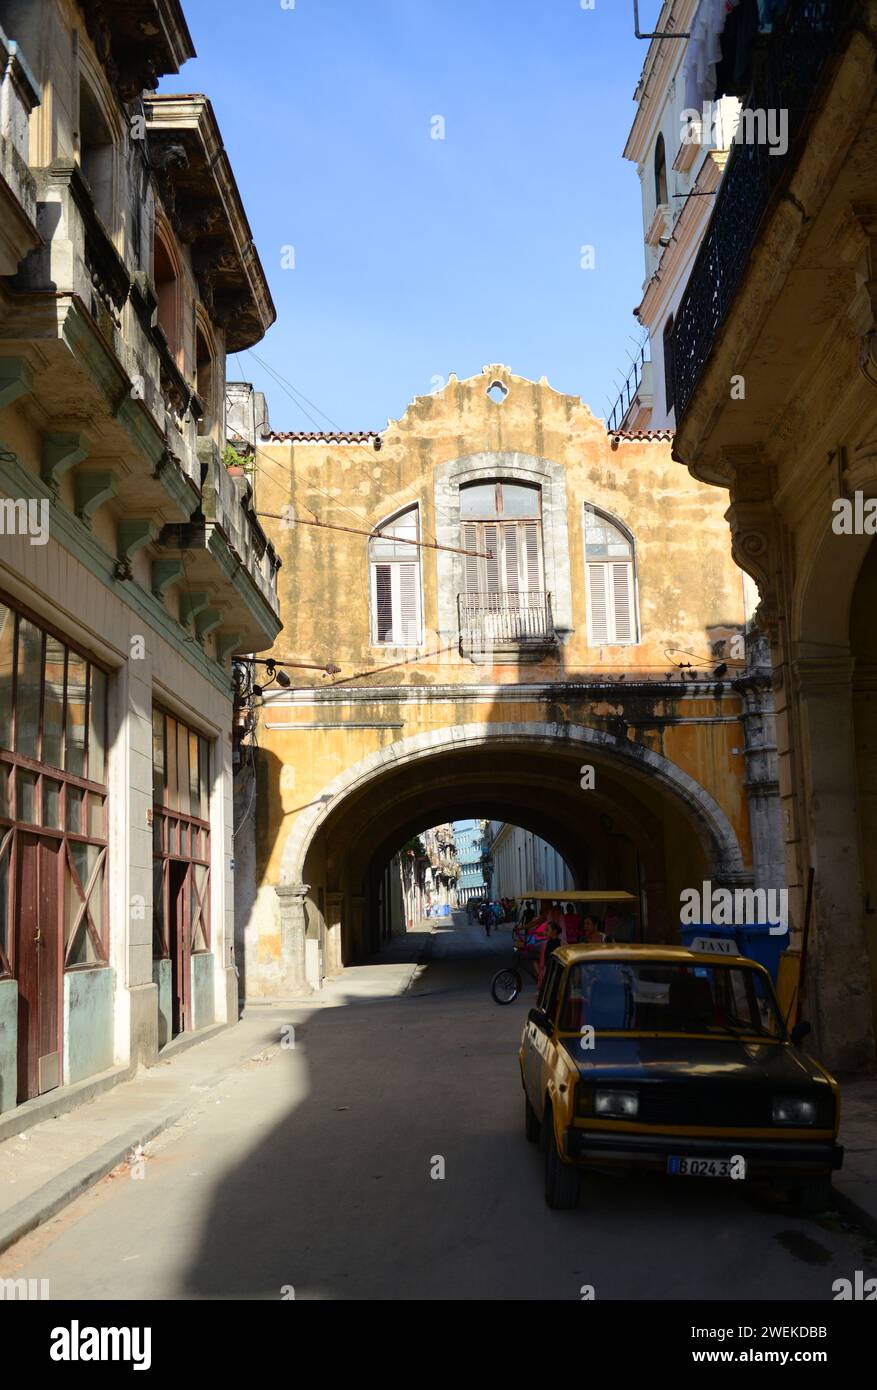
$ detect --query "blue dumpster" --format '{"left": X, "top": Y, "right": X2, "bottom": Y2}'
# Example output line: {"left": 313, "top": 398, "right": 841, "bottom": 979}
{"left": 439, "top": 903, "right": 451, "bottom": 917}
{"left": 679, "top": 922, "right": 789, "bottom": 982}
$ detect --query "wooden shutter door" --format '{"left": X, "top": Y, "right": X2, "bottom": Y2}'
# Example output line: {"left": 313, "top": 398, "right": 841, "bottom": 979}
{"left": 398, "top": 563, "right": 419, "bottom": 645}
{"left": 522, "top": 521, "right": 542, "bottom": 593}
{"left": 587, "top": 562, "right": 610, "bottom": 644}
{"left": 483, "top": 523, "right": 500, "bottom": 594}
{"left": 462, "top": 523, "right": 480, "bottom": 594}
{"left": 374, "top": 564, "right": 394, "bottom": 642}
{"left": 611, "top": 562, "right": 636, "bottom": 643}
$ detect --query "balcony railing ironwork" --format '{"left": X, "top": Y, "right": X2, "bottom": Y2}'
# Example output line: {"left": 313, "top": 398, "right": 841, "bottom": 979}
{"left": 670, "top": 0, "right": 853, "bottom": 420}
{"left": 607, "top": 343, "right": 649, "bottom": 434}
{"left": 458, "top": 591, "right": 555, "bottom": 649}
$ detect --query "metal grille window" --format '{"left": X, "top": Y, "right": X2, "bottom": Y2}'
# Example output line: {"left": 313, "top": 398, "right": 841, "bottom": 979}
{"left": 369, "top": 506, "right": 422, "bottom": 646}
{"left": 584, "top": 508, "right": 639, "bottom": 646}
{"left": 459, "top": 482, "right": 550, "bottom": 646}
{"left": 0, "top": 596, "right": 109, "bottom": 979}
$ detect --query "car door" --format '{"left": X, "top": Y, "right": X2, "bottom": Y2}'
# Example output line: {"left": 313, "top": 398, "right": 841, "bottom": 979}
{"left": 524, "top": 958, "right": 564, "bottom": 1118}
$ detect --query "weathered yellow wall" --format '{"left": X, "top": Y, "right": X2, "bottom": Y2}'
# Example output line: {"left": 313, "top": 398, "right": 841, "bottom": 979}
{"left": 243, "top": 368, "right": 751, "bottom": 990}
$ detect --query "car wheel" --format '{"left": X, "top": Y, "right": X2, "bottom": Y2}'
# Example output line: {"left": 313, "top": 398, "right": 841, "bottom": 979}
{"left": 525, "top": 1095, "right": 541, "bottom": 1144}
{"left": 544, "top": 1111, "right": 581, "bottom": 1210}
{"left": 792, "top": 1176, "right": 834, "bottom": 1213}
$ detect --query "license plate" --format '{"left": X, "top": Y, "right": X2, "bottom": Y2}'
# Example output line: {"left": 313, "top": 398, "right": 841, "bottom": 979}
{"left": 667, "top": 1156, "right": 733, "bottom": 1178}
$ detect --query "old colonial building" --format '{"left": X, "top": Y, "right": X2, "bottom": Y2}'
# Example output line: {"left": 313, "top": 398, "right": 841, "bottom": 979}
{"left": 233, "top": 366, "right": 779, "bottom": 1002}
{"left": 670, "top": 0, "right": 877, "bottom": 1069}
{"left": 0, "top": 0, "right": 279, "bottom": 1117}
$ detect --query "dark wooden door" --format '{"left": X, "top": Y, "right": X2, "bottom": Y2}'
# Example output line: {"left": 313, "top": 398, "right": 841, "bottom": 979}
{"left": 169, "top": 860, "right": 189, "bottom": 1037}
{"left": 15, "top": 833, "right": 62, "bottom": 1101}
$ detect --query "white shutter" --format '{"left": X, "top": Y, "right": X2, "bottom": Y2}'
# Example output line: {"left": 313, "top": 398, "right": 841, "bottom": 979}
{"left": 462, "top": 522, "right": 480, "bottom": 594}
{"left": 586, "top": 562, "right": 610, "bottom": 644}
{"left": 374, "top": 564, "right": 394, "bottom": 643}
{"left": 503, "top": 524, "right": 519, "bottom": 594}
{"left": 611, "top": 562, "right": 635, "bottom": 644}
{"left": 483, "top": 522, "right": 500, "bottom": 594}
{"left": 522, "top": 520, "right": 541, "bottom": 593}
{"left": 397, "top": 562, "right": 420, "bottom": 645}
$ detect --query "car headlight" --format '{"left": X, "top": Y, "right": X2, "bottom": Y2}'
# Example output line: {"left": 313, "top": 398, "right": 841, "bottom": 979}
{"left": 594, "top": 1089, "right": 639, "bottom": 1118}
{"left": 772, "top": 1096, "right": 817, "bottom": 1126}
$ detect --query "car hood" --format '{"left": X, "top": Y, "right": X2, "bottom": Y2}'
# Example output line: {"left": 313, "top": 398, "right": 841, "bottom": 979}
{"left": 560, "top": 1035, "right": 828, "bottom": 1087}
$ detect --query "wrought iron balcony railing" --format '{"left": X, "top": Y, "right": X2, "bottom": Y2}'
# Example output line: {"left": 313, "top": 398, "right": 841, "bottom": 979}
{"left": 670, "top": 0, "right": 853, "bottom": 420}
{"left": 607, "top": 343, "right": 650, "bottom": 434}
{"left": 458, "top": 591, "right": 556, "bottom": 649}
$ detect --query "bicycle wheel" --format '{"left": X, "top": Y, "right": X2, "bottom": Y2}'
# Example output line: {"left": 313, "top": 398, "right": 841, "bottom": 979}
{"left": 491, "top": 966, "right": 522, "bottom": 1004}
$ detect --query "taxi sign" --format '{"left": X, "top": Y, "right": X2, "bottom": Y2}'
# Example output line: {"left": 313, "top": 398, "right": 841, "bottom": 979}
{"left": 689, "top": 936, "right": 737, "bottom": 956}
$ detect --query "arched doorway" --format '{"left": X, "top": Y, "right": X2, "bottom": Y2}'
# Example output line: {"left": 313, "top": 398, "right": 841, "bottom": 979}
{"left": 273, "top": 722, "right": 748, "bottom": 993}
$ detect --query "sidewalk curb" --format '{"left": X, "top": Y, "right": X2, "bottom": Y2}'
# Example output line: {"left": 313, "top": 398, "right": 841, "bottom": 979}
{"left": 0, "top": 1106, "right": 187, "bottom": 1256}
{"left": 0, "top": 1034, "right": 282, "bottom": 1257}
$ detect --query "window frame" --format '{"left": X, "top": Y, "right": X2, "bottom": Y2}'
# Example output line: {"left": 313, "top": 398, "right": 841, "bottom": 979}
{"left": 0, "top": 591, "right": 110, "bottom": 977}
{"left": 368, "top": 504, "right": 424, "bottom": 648}
{"left": 583, "top": 506, "right": 641, "bottom": 647}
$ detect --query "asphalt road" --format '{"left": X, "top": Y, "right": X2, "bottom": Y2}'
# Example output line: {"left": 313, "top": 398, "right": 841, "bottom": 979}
{"left": 2, "top": 914, "right": 875, "bottom": 1301}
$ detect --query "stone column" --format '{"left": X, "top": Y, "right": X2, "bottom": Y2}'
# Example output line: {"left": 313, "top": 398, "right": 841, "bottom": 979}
{"left": 326, "top": 892, "right": 344, "bottom": 976}
{"left": 734, "top": 628, "right": 785, "bottom": 893}
{"left": 275, "top": 884, "right": 310, "bottom": 997}
{"left": 794, "top": 656, "right": 875, "bottom": 1070}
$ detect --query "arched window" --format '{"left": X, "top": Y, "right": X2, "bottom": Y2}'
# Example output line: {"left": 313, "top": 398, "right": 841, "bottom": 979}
{"left": 369, "top": 506, "right": 422, "bottom": 646}
{"left": 584, "top": 507, "right": 639, "bottom": 645}
{"left": 654, "top": 133, "right": 668, "bottom": 207}
{"left": 663, "top": 314, "right": 676, "bottom": 413}
{"left": 460, "top": 481, "right": 543, "bottom": 597}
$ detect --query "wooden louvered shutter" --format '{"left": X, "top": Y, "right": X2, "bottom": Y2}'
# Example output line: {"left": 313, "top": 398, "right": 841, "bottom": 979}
{"left": 374, "top": 564, "right": 394, "bottom": 642}
{"left": 399, "top": 563, "right": 419, "bottom": 645}
{"left": 462, "top": 522, "right": 480, "bottom": 594}
{"left": 611, "top": 563, "right": 635, "bottom": 643}
{"left": 587, "top": 562, "right": 609, "bottom": 644}
{"left": 483, "top": 522, "right": 500, "bottom": 594}
{"left": 503, "top": 525, "right": 519, "bottom": 595}
{"left": 522, "top": 521, "right": 541, "bottom": 593}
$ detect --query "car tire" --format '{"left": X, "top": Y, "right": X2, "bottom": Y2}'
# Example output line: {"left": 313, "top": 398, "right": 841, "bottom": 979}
{"left": 525, "top": 1095, "right": 541, "bottom": 1144}
{"left": 544, "top": 1111, "right": 581, "bottom": 1210}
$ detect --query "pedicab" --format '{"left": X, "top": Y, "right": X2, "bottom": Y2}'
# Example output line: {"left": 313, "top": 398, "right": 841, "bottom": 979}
{"left": 490, "top": 889, "right": 640, "bottom": 1004}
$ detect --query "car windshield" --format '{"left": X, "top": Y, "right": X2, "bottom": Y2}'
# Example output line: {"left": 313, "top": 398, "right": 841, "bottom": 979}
{"left": 558, "top": 960, "right": 784, "bottom": 1038}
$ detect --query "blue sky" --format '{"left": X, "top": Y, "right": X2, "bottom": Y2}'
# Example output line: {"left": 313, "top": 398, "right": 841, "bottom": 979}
{"left": 162, "top": 1, "right": 665, "bottom": 432}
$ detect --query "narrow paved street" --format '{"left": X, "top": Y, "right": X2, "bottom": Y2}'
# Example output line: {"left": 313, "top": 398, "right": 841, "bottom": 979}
{"left": 1, "top": 915, "right": 874, "bottom": 1302}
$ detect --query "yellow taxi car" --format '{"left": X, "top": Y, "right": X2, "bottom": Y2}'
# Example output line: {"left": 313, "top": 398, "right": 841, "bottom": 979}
{"left": 519, "top": 943, "right": 843, "bottom": 1210}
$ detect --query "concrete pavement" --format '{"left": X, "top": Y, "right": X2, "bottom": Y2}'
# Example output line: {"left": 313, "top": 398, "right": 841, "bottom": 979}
{"left": 1, "top": 912, "right": 876, "bottom": 1300}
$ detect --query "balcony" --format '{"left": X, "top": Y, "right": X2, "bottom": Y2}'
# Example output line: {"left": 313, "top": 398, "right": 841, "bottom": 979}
{"left": 0, "top": 26, "right": 40, "bottom": 276}
{"left": 458, "top": 591, "right": 556, "bottom": 660}
{"left": 670, "top": 0, "right": 854, "bottom": 420}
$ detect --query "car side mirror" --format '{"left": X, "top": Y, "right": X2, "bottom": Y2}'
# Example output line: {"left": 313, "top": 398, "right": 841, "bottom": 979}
{"left": 528, "top": 1007, "right": 551, "bottom": 1033}
{"left": 790, "top": 1020, "right": 811, "bottom": 1046}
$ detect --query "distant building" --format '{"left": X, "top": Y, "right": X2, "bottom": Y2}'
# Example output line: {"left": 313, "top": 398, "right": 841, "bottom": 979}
{"left": 484, "top": 822, "right": 574, "bottom": 902}
{"left": 454, "top": 819, "right": 485, "bottom": 902}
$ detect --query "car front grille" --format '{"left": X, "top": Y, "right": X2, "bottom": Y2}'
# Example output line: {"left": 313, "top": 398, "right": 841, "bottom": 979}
{"left": 636, "top": 1083, "right": 771, "bottom": 1128}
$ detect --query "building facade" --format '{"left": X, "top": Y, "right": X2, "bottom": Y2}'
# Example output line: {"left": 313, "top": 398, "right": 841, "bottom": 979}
{"left": 454, "top": 819, "right": 485, "bottom": 903}
{"left": 670, "top": 0, "right": 877, "bottom": 1068}
{"left": 484, "top": 821, "right": 574, "bottom": 902}
{"left": 0, "top": 0, "right": 279, "bottom": 1116}
{"left": 232, "top": 366, "right": 774, "bottom": 1000}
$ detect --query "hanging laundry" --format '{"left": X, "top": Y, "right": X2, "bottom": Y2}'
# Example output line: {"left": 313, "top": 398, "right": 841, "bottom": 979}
{"left": 683, "top": 0, "right": 736, "bottom": 114}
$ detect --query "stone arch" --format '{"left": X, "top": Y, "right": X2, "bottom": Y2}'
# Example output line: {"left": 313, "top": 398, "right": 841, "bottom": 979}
{"left": 278, "top": 721, "right": 747, "bottom": 889}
